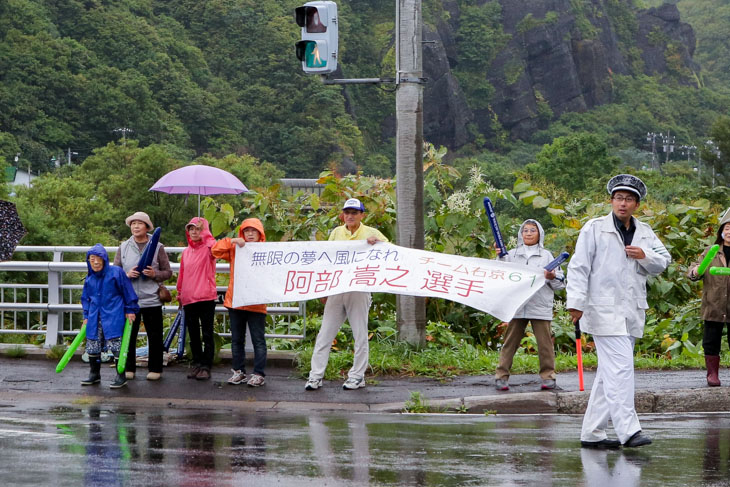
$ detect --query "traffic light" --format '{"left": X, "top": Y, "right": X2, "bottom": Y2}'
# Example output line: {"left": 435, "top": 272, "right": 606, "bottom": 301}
{"left": 295, "top": 1, "right": 338, "bottom": 74}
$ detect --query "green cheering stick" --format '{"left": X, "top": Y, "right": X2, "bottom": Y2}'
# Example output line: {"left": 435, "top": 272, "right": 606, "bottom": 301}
{"left": 697, "top": 244, "right": 721, "bottom": 276}
{"left": 117, "top": 319, "right": 133, "bottom": 374}
{"left": 709, "top": 267, "right": 730, "bottom": 276}
{"left": 55, "top": 324, "right": 87, "bottom": 373}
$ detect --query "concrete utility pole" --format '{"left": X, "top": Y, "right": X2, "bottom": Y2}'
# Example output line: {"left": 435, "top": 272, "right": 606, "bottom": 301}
{"left": 395, "top": 0, "right": 426, "bottom": 347}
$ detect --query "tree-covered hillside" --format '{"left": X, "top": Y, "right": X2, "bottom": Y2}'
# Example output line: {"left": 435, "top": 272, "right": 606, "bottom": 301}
{"left": 1, "top": 0, "right": 729, "bottom": 179}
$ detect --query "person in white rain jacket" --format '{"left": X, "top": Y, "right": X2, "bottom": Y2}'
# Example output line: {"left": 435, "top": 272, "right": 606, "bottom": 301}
{"left": 495, "top": 219, "right": 566, "bottom": 391}
{"left": 567, "top": 174, "right": 671, "bottom": 450}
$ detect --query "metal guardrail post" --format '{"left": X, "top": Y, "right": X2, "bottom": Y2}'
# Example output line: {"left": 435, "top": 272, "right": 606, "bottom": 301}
{"left": 43, "top": 250, "right": 63, "bottom": 348}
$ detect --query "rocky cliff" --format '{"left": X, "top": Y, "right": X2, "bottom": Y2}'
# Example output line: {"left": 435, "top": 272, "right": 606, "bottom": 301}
{"left": 413, "top": 0, "right": 698, "bottom": 149}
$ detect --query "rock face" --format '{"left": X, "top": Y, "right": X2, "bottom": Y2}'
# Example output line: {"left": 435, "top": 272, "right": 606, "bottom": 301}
{"left": 410, "top": 0, "right": 698, "bottom": 149}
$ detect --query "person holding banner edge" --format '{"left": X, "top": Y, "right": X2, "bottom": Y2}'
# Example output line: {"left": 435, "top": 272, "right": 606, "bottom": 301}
{"left": 495, "top": 219, "right": 565, "bottom": 391}
{"left": 687, "top": 207, "right": 730, "bottom": 387}
{"left": 80, "top": 244, "right": 139, "bottom": 389}
{"left": 113, "top": 212, "right": 172, "bottom": 381}
{"left": 305, "top": 198, "right": 388, "bottom": 391}
{"left": 212, "top": 218, "right": 269, "bottom": 387}
{"left": 567, "top": 174, "right": 670, "bottom": 449}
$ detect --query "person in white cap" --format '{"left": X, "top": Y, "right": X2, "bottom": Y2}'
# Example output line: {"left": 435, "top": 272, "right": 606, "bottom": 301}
{"left": 305, "top": 198, "right": 388, "bottom": 391}
{"left": 567, "top": 174, "right": 670, "bottom": 449}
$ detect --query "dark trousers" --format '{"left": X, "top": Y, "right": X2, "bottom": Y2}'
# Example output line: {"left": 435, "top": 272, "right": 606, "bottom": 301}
{"left": 126, "top": 306, "right": 164, "bottom": 374}
{"left": 703, "top": 320, "right": 730, "bottom": 356}
{"left": 228, "top": 308, "right": 267, "bottom": 376}
{"left": 184, "top": 300, "right": 216, "bottom": 369}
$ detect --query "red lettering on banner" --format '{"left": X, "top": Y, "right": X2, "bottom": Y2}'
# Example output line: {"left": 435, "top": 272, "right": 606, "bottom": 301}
{"left": 421, "top": 270, "right": 453, "bottom": 294}
{"left": 314, "top": 270, "right": 342, "bottom": 292}
{"left": 350, "top": 265, "right": 380, "bottom": 286}
{"left": 380, "top": 266, "right": 409, "bottom": 288}
{"left": 284, "top": 271, "right": 313, "bottom": 295}
{"left": 471, "top": 267, "right": 488, "bottom": 278}
{"left": 455, "top": 278, "right": 484, "bottom": 297}
{"left": 451, "top": 264, "right": 470, "bottom": 274}
{"left": 490, "top": 270, "right": 505, "bottom": 280}
{"left": 419, "top": 257, "right": 436, "bottom": 265}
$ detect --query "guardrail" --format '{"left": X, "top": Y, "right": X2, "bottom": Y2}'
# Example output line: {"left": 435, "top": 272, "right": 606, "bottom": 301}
{"left": 0, "top": 246, "right": 306, "bottom": 348}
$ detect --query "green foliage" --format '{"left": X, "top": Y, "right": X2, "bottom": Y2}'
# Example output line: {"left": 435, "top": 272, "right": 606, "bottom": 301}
{"left": 46, "top": 344, "right": 66, "bottom": 360}
{"left": 5, "top": 345, "right": 27, "bottom": 359}
{"left": 673, "top": 0, "right": 730, "bottom": 94}
{"left": 454, "top": 1, "right": 509, "bottom": 110}
{"left": 526, "top": 133, "right": 620, "bottom": 192}
{"left": 403, "top": 391, "right": 430, "bottom": 413}
{"left": 516, "top": 11, "right": 558, "bottom": 34}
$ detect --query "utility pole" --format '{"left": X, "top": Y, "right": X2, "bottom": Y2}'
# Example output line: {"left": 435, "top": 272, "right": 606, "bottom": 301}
{"left": 67, "top": 148, "right": 78, "bottom": 165}
{"left": 646, "top": 132, "right": 659, "bottom": 171}
{"left": 662, "top": 131, "right": 675, "bottom": 165}
{"left": 395, "top": 0, "right": 426, "bottom": 347}
{"left": 113, "top": 127, "right": 134, "bottom": 145}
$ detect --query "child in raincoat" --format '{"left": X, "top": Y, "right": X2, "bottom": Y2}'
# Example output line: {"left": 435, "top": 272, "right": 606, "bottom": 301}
{"left": 81, "top": 244, "right": 139, "bottom": 389}
{"left": 177, "top": 217, "right": 218, "bottom": 380}
{"left": 212, "top": 218, "right": 269, "bottom": 387}
{"left": 495, "top": 219, "right": 565, "bottom": 391}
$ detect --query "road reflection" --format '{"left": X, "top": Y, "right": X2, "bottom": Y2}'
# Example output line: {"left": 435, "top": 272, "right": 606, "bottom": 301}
{"left": 0, "top": 407, "right": 728, "bottom": 486}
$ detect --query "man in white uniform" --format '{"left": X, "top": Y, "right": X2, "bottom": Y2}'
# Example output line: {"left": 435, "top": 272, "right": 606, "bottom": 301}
{"left": 567, "top": 174, "right": 670, "bottom": 449}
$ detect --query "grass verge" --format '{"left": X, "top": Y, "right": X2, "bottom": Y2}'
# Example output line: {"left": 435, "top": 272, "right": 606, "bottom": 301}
{"left": 295, "top": 341, "right": 722, "bottom": 380}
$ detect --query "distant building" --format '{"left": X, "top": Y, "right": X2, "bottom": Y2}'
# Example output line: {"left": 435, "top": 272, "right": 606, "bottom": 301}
{"left": 5, "top": 166, "right": 36, "bottom": 190}
{"left": 280, "top": 178, "right": 324, "bottom": 196}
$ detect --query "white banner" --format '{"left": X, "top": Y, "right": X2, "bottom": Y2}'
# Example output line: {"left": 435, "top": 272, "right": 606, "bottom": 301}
{"left": 232, "top": 241, "right": 545, "bottom": 322}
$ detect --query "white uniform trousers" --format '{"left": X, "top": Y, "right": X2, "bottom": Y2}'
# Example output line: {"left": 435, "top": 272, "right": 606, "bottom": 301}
{"left": 580, "top": 335, "right": 641, "bottom": 444}
{"left": 309, "top": 291, "right": 371, "bottom": 381}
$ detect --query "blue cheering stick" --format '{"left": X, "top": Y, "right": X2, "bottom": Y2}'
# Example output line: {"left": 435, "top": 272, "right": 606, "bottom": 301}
{"left": 483, "top": 197, "right": 508, "bottom": 257}
{"left": 545, "top": 251, "right": 570, "bottom": 271}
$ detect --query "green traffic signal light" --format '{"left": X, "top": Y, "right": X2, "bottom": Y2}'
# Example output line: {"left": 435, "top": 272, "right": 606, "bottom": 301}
{"left": 296, "top": 40, "right": 327, "bottom": 68}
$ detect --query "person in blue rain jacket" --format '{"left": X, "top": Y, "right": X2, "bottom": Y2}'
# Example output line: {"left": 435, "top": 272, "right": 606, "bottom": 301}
{"left": 81, "top": 243, "right": 139, "bottom": 389}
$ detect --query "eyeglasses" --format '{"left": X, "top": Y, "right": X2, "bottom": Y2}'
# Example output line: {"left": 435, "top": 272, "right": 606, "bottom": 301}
{"left": 612, "top": 195, "right": 637, "bottom": 203}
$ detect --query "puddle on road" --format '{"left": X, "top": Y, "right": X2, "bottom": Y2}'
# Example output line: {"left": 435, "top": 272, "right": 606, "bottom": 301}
{"left": 0, "top": 406, "right": 728, "bottom": 486}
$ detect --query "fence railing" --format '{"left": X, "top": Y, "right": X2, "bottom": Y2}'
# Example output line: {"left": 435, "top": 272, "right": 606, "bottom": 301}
{"left": 0, "top": 246, "right": 306, "bottom": 348}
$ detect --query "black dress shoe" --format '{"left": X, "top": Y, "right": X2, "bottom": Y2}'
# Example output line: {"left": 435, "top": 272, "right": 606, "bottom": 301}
{"left": 623, "top": 431, "right": 652, "bottom": 448}
{"left": 580, "top": 439, "right": 621, "bottom": 449}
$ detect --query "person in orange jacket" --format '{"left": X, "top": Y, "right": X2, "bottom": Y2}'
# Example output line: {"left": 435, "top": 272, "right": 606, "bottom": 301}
{"left": 212, "top": 218, "right": 268, "bottom": 387}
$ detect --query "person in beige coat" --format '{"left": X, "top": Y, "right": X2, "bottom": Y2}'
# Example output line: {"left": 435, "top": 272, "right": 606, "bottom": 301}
{"left": 688, "top": 208, "right": 730, "bottom": 387}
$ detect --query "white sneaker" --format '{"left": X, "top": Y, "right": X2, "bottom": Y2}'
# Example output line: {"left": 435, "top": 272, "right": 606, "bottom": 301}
{"left": 342, "top": 377, "right": 366, "bottom": 390}
{"left": 247, "top": 374, "right": 266, "bottom": 387}
{"left": 227, "top": 369, "right": 247, "bottom": 385}
{"left": 305, "top": 377, "right": 322, "bottom": 390}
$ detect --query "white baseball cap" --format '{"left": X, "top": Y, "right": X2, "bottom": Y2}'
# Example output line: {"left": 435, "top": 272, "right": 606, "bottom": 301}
{"left": 342, "top": 198, "right": 365, "bottom": 211}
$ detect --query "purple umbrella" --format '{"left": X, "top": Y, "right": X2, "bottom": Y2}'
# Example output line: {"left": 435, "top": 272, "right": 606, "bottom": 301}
{"left": 149, "top": 165, "right": 248, "bottom": 216}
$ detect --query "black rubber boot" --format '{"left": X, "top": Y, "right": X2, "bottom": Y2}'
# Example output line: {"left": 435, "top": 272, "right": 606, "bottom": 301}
{"left": 81, "top": 354, "right": 101, "bottom": 386}
{"left": 110, "top": 371, "right": 128, "bottom": 389}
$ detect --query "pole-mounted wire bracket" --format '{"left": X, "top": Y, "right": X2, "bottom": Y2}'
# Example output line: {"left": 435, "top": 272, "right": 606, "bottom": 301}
{"left": 320, "top": 76, "right": 427, "bottom": 85}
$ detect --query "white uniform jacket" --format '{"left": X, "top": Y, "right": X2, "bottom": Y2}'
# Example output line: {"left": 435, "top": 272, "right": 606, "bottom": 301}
{"left": 566, "top": 212, "right": 671, "bottom": 338}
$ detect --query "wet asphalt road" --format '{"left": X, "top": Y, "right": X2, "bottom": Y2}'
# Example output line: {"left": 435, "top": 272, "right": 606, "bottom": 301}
{"left": 0, "top": 403, "right": 729, "bottom": 486}
{"left": 0, "top": 355, "right": 713, "bottom": 408}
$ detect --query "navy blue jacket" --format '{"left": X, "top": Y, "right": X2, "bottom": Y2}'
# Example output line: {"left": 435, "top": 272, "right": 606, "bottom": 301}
{"left": 81, "top": 244, "right": 140, "bottom": 340}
